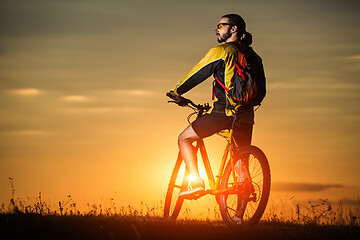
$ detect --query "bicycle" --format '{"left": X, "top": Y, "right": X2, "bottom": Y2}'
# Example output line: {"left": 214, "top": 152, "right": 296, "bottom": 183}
{"left": 164, "top": 93, "right": 271, "bottom": 226}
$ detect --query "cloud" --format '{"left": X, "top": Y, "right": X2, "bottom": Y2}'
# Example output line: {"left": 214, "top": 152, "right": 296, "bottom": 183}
{"left": 62, "top": 95, "right": 91, "bottom": 102}
{"left": 0, "top": 0, "right": 130, "bottom": 38}
{"left": 61, "top": 107, "right": 113, "bottom": 113}
{"left": 269, "top": 79, "right": 360, "bottom": 91}
{"left": 61, "top": 106, "right": 144, "bottom": 114}
{"left": 348, "top": 54, "right": 360, "bottom": 61}
{"left": 11, "top": 88, "right": 40, "bottom": 95}
{"left": 112, "top": 89, "right": 156, "bottom": 96}
{"left": 272, "top": 182, "right": 345, "bottom": 192}
{"left": 295, "top": 107, "right": 339, "bottom": 114}
{"left": 1, "top": 130, "right": 51, "bottom": 136}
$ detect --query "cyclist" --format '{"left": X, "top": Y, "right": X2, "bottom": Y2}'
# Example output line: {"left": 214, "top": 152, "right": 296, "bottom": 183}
{"left": 168, "top": 14, "right": 265, "bottom": 198}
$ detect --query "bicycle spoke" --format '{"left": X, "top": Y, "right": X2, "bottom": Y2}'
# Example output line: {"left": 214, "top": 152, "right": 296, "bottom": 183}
{"left": 226, "top": 205, "right": 237, "bottom": 213}
{"left": 251, "top": 163, "right": 262, "bottom": 176}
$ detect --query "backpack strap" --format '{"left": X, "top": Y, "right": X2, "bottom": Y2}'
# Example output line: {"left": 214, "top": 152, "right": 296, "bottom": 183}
{"left": 214, "top": 76, "right": 229, "bottom": 92}
{"left": 212, "top": 76, "right": 229, "bottom": 100}
{"left": 235, "top": 64, "right": 247, "bottom": 81}
{"left": 214, "top": 75, "right": 244, "bottom": 102}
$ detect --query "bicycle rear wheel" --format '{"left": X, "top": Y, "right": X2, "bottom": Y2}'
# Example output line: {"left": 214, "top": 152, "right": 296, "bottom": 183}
{"left": 219, "top": 145, "right": 271, "bottom": 226}
{"left": 164, "top": 153, "right": 189, "bottom": 219}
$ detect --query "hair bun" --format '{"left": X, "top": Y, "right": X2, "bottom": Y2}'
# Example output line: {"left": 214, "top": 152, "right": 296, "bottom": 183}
{"left": 242, "top": 31, "right": 253, "bottom": 45}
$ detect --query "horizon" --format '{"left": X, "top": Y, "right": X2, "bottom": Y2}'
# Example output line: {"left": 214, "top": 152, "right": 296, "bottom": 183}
{"left": 1, "top": 0, "right": 359, "bottom": 218}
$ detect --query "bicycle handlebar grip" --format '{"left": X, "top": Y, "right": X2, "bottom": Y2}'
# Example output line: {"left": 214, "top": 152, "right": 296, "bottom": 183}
{"left": 166, "top": 91, "right": 174, "bottom": 99}
{"left": 166, "top": 91, "right": 188, "bottom": 106}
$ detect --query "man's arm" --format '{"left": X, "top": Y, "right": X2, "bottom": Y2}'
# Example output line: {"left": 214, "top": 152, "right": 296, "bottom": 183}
{"left": 173, "top": 46, "right": 227, "bottom": 96}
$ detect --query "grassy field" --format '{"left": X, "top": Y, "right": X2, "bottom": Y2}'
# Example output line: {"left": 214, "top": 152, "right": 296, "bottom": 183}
{"left": 1, "top": 213, "right": 360, "bottom": 240}
{"left": 1, "top": 178, "right": 360, "bottom": 239}
{"left": 1, "top": 196, "right": 360, "bottom": 240}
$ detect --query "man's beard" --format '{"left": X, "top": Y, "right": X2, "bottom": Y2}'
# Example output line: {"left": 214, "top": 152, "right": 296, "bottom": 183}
{"left": 217, "top": 29, "right": 232, "bottom": 43}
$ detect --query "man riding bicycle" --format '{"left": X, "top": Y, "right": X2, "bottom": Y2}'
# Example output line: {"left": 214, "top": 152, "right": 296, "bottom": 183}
{"left": 168, "top": 14, "right": 265, "bottom": 199}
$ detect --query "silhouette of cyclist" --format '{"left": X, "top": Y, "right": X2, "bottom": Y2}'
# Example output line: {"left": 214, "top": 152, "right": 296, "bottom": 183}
{"left": 168, "top": 14, "right": 265, "bottom": 198}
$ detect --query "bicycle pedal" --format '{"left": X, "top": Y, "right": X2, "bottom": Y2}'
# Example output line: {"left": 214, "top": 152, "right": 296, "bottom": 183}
{"left": 183, "top": 190, "right": 206, "bottom": 200}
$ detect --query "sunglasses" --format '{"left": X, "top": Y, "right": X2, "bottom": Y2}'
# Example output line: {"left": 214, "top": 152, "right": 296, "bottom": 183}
{"left": 216, "top": 23, "right": 233, "bottom": 29}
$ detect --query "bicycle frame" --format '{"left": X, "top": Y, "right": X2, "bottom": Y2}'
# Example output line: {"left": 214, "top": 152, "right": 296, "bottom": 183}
{"left": 166, "top": 92, "right": 253, "bottom": 200}
{"left": 187, "top": 128, "right": 252, "bottom": 200}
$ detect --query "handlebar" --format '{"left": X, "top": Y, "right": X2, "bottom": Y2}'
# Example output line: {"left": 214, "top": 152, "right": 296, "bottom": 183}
{"left": 166, "top": 92, "right": 211, "bottom": 115}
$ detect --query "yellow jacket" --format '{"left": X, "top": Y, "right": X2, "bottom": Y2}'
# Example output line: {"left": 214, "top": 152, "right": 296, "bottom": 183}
{"left": 174, "top": 43, "right": 254, "bottom": 123}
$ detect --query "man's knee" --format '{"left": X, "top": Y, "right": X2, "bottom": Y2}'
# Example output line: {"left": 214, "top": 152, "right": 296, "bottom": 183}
{"left": 178, "top": 125, "right": 199, "bottom": 147}
{"left": 178, "top": 131, "right": 192, "bottom": 147}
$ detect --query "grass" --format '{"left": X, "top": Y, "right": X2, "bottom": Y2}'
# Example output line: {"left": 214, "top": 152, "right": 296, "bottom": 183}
{"left": 264, "top": 197, "right": 360, "bottom": 226}
{"left": 1, "top": 177, "right": 360, "bottom": 240}
{"left": 2, "top": 211, "right": 360, "bottom": 240}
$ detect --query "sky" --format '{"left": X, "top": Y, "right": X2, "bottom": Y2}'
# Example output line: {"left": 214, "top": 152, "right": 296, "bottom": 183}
{"left": 1, "top": 0, "right": 360, "bottom": 215}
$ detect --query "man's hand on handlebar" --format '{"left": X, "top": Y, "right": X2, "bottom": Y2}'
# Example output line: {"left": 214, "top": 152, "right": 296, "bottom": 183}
{"left": 166, "top": 91, "right": 211, "bottom": 113}
{"left": 166, "top": 91, "right": 189, "bottom": 106}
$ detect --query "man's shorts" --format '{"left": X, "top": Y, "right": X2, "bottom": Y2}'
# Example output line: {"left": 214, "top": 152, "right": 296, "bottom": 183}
{"left": 191, "top": 112, "right": 253, "bottom": 146}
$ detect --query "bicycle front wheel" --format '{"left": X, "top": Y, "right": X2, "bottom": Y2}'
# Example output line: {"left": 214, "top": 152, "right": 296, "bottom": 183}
{"left": 164, "top": 153, "right": 189, "bottom": 219}
{"left": 219, "top": 145, "right": 271, "bottom": 226}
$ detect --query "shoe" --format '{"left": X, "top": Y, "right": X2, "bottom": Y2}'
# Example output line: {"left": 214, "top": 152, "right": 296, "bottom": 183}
{"left": 179, "top": 180, "right": 205, "bottom": 199}
{"left": 232, "top": 215, "right": 243, "bottom": 224}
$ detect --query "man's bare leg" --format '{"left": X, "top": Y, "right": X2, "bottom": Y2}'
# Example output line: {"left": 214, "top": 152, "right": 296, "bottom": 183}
{"left": 178, "top": 125, "right": 202, "bottom": 184}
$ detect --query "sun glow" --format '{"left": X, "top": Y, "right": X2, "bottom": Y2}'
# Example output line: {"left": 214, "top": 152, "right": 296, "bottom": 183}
{"left": 186, "top": 168, "right": 209, "bottom": 188}
{"left": 188, "top": 174, "right": 194, "bottom": 186}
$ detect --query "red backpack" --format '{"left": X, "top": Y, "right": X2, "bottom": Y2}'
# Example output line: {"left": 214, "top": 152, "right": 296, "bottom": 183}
{"left": 214, "top": 42, "right": 266, "bottom": 107}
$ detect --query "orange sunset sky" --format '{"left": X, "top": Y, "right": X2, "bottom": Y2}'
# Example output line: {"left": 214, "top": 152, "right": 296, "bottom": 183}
{"left": 1, "top": 0, "right": 359, "bottom": 213}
